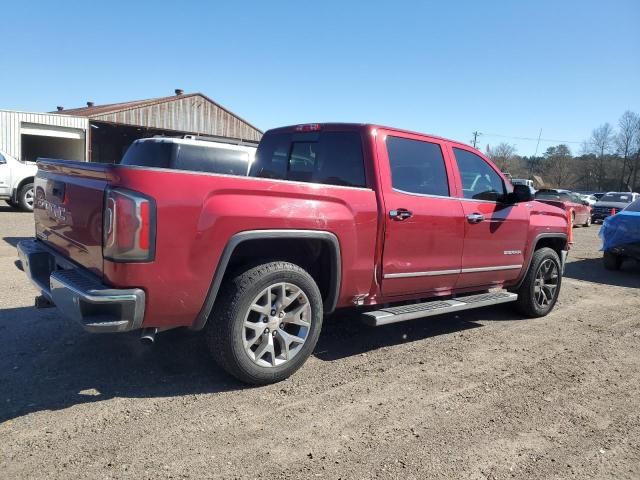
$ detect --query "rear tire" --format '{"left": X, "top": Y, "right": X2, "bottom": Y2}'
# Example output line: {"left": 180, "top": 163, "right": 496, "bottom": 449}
{"left": 603, "top": 251, "right": 622, "bottom": 271}
{"left": 206, "top": 261, "right": 323, "bottom": 385}
{"left": 513, "top": 247, "right": 562, "bottom": 318}
{"left": 18, "top": 183, "right": 34, "bottom": 211}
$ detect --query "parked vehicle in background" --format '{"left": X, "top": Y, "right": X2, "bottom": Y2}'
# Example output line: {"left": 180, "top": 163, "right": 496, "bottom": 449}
{"left": 534, "top": 189, "right": 592, "bottom": 227}
{"left": 120, "top": 135, "right": 258, "bottom": 176}
{"left": 511, "top": 178, "right": 535, "bottom": 190}
{"left": 0, "top": 150, "right": 37, "bottom": 211}
{"left": 17, "top": 123, "right": 570, "bottom": 385}
{"left": 579, "top": 194, "right": 598, "bottom": 206}
{"left": 593, "top": 193, "right": 606, "bottom": 200}
{"left": 600, "top": 197, "right": 640, "bottom": 270}
{"left": 591, "top": 192, "right": 640, "bottom": 223}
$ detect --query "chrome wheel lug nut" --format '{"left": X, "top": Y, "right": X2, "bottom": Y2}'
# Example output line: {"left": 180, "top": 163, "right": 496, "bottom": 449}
{"left": 279, "top": 323, "right": 284, "bottom": 329}
{"left": 272, "top": 331, "right": 277, "bottom": 337}
{"left": 270, "top": 309, "right": 276, "bottom": 316}
{"left": 264, "top": 327, "right": 270, "bottom": 334}
{"left": 278, "top": 312, "right": 285, "bottom": 318}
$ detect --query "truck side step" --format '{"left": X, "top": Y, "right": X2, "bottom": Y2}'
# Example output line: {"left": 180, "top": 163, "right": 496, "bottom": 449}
{"left": 361, "top": 291, "right": 518, "bottom": 326}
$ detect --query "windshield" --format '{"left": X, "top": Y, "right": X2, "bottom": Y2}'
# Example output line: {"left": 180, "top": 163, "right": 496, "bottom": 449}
{"left": 535, "top": 191, "right": 570, "bottom": 202}
{"left": 624, "top": 198, "right": 640, "bottom": 212}
{"left": 600, "top": 193, "right": 633, "bottom": 203}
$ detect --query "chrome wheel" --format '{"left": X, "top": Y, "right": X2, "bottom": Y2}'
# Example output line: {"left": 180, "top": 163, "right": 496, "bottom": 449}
{"left": 243, "top": 282, "right": 312, "bottom": 368}
{"left": 24, "top": 187, "right": 34, "bottom": 209}
{"left": 533, "top": 259, "right": 559, "bottom": 307}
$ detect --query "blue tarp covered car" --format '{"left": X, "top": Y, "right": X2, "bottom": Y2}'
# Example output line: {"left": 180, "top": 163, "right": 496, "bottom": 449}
{"left": 599, "top": 198, "right": 640, "bottom": 270}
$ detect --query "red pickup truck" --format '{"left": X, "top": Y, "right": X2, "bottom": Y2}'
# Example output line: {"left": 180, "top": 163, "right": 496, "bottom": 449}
{"left": 18, "top": 123, "right": 570, "bottom": 384}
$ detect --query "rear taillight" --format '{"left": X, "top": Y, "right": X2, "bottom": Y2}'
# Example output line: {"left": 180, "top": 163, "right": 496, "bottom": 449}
{"left": 103, "top": 188, "right": 156, "bottom": 262}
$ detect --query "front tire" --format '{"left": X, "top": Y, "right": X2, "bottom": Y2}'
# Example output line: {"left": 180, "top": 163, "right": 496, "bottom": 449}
{"left": 603, "top": 251, "right": 622, "bottom": 271}
{"left": 206, "top": 261, "right": 323, "bottom": 385}
{"left": 513, "top": 247, "right": 562, "bottom": 318}
{"left": 18, "top": 183, "right": 34, "bottom": 211}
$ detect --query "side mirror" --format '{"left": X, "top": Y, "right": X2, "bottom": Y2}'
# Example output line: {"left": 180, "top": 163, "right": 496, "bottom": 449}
{"left": 507, "top": 184, "right": 534, "bottom": 203}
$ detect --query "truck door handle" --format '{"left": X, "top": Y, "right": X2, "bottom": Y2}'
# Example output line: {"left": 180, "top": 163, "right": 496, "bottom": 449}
{"left": 466, "top": 213, "right": 485, "bottom": 224}
{"left": 389, "top": 209, "right": 413, "bottom": 221}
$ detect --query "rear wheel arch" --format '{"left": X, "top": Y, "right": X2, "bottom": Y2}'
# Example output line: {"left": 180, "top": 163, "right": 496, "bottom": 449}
{"left": 193, "top": 230, "right": 342, "bottom": 330}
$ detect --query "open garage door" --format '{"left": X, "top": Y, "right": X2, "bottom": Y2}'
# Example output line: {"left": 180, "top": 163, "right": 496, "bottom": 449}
{"left": 20, "top": 123, "right": 86, "bottom": 162}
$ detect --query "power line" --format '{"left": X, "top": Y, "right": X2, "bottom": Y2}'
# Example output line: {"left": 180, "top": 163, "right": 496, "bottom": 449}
{"left": 480, "top": 132, "right": 583, "bottom": 145}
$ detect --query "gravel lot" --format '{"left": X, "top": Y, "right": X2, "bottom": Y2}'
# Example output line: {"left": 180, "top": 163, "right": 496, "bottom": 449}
{"left": 1, "top": 205, "right": 639, "bottom": 480}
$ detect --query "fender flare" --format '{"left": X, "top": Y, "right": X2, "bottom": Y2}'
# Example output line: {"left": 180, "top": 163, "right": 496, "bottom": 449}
{"left": 511, "top": 232, "right": 568, "bottom": 290}
{"left": 192, "top": 229, "right": 342, "bottom": 330}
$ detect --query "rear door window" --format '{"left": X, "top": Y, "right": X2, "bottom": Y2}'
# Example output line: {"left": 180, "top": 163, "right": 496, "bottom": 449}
{"left": 385, "top": 136, "right": 449, "bottom": 196}
{"left": 251, "top": 131, "right": 366, "bottom": 187}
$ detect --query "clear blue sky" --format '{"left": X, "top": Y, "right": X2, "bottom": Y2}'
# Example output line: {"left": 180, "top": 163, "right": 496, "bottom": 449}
{"left": 1, "top": 0, "right": 638, "bottom": 155}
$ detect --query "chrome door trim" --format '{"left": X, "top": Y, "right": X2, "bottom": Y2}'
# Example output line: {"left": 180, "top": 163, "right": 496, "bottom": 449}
{"left": 383, "top": 269, "right": 460, "bottom": 279}
{"left": 460, "top": 264, "right": 522, "bottom": 273}
{"left": 384, "top": 264, "right": 522, "bottom": 279}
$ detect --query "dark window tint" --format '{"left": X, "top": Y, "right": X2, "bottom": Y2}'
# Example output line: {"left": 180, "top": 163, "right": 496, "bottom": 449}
{"left": 624, "top": 198, "right": 640, "bottom": 212}
{"left": 453, "top": 148, "right": 506, "bottom": 201}
{"left": 535, "top": 191, "right": 571, "bottom": 202}
{"left": 601, "top": 193, "right": 633, "bottom": 203}
{"left": 175, "top": 145, "right": 249, "bottom": 175}
{"left": 250, "top": 132, "right": 366, "bottom": 187}
{"left": 386, "top": 136, "right": 449, "bottom": 196}
{"left": 121, "top": 142, "right": 173, "bottom": 168}
{"left": 251, "top": 133, "right": 290, "bottom": 179}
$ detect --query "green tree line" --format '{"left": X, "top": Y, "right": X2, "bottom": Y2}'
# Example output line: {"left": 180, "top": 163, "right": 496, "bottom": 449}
{"left": 487, "top": 110, "right": 640, "bottom": 192}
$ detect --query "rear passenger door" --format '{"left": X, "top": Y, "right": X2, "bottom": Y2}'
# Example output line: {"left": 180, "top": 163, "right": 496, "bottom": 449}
{"left": 376, "top": 131, "right": 465, "bottom": 297}
{"left": 449, "top": 146, "right": 529, "bottom": 289}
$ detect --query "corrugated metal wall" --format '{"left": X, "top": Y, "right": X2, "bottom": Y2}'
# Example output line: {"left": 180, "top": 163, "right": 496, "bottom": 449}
{"left": 0, "top": 110, "right": 88, "bottom": 160}
{"left": 90, "top": 95, "right": 262, "bottom": 141}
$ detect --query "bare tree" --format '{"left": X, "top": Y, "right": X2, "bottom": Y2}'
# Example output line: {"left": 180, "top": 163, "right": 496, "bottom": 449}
{"left": 488, "top": 142, "right": 517, "bottom": 172}
{"left": 630, "top": 115, "right": 640, "bottom": 191}
{"left": 543, "top": 144, "right": 574, "bottom": 187}
{"left": 590, "top": 123, "right": 615, "bottom": 190}
{"left": 615, "top": 111, "right": 640, "bottom": 190}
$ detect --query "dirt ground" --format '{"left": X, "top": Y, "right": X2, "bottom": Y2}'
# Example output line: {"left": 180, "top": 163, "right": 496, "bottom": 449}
{"left": 1, "top": 204, "right": 639, "bottom": 480}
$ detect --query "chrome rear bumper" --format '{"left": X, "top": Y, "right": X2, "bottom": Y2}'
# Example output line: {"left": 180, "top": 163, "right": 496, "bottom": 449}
{"left": 17, "top": 239, "right": 145, "bottom": 333}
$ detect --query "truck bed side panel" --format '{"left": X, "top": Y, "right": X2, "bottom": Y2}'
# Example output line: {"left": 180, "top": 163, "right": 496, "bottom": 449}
{"left": 106, "top": 168, "right": 379, "bottom": 328}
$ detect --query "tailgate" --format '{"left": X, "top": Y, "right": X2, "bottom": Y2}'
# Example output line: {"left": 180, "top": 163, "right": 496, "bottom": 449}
{"left": 34, "top": 159, "right": 113, "bottom": 278}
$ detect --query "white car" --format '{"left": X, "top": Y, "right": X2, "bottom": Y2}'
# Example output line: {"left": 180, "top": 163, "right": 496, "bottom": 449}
{"left": 579, "top": 194, "right": 598, "bottom": 206}
{"left": 120, "top": 136, "right": 257, "bottom": 176}
{"left": 0, "top": 150, "right": 37, "bottom": 211}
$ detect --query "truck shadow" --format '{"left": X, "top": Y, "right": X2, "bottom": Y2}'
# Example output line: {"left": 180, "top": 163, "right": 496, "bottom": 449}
{"left": 3, "top": 236, "right": 31, "bottom": 248}
{"left": 0, "top": 304, "right": 496, "bottom": 422}
{"left": 564, "top": 257, "right": 640, "bottom": 288}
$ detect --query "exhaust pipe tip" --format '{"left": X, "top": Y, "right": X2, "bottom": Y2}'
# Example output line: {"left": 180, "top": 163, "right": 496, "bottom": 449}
{"left": 140, "top": 328, "right": 159, "bottom": 345}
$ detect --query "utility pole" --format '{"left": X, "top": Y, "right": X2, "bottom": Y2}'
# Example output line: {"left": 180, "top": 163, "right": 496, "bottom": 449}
{"left": 471, "top": 131, "right": 481, "bottom": 148}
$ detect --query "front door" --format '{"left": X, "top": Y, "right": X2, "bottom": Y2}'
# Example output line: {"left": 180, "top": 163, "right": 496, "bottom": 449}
{"left": 0, "top": 152, "right": 11, "bottom": 197}
{"left": 377, "top": 131, "right": 465, "bottom": 297}
{"left": 448, "top": 146, "right": 529, "bottom": 289}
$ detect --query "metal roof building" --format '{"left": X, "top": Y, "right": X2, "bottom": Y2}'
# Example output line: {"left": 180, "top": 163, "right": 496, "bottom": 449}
{"left": 0, "top": 110, "right": 89, "bottom": 162}
{"left": 56, "top": 90, "right": 263, "bottom": 163}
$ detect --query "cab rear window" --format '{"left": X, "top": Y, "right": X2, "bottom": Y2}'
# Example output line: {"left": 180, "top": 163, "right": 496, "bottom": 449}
{"left": 250, "top": 132, "right": 366, "bottom": 188}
